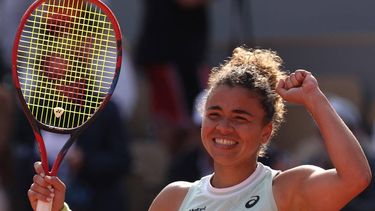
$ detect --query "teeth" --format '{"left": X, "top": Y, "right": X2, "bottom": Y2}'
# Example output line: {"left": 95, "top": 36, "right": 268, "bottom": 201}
{"left": 215, "top": 138, "right": 236, "bottom": 145}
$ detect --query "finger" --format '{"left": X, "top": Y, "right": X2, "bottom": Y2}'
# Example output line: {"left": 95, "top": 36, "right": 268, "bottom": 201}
{"left": 31, "top": 175, "right": 55, "bottom": 194}
{"left": 34, "top": 161, "right": 45, "bottom": 176}
{"left": 285, "top": 77, "right": 294, "bottom": 89}
{"left": 29, "top": 184, "right": 55, "bottom": 202}
{"left": 276, "top": 79, "right": 287, "bottom": 97}
{"left": 294, "top": 70, "right": 308, "bottom": 82}
{"left": 295, "top": 69, "right": 310, "bottom": 79}
{"left": 295, "top": 69, "right": 310, "bottom": 74}
{"left": 33, "top": 174, "right": 51, "bottom": 188}
{"left": 294, "top": 71, "right": 304, "bottom": 83}
{"left": 45, "top": 176, "right": 66, "bottom": 191}
{"left": 45, "top": 176, "right": 66, "bottom": 211}
{"left": 288, "top": 73, "right": 298, "bottom": 86}
{"left": 30, "top": 183, "right": 54, "bottom": 198}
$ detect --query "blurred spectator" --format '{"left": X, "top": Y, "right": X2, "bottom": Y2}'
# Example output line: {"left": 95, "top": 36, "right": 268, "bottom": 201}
{"left": 165, "top": 126, "right": 213, "bottom": 183}
{"left": 0, "top": 15, "right": 38, "bottom": 207}
{"left": 0, "top": 0, "right": 28, "bottom": 69}
{"left": 62, "top": 101, "right": 133, "bottom": 211}
{"left": 0, "top": 55, "right": 5, "bottom": 84}
{"left": 257, "top": 144, "right": 292, "bottom": 171}
{"left": 0, "top": 85, "right": 14, "bottom": 211}
{"left": 134, "top": 0, "right": 210, "bottom": 127}
{"left": 165, "top": 90, "right": 213, "bottom": 184}
{"left": 0, "top": 83, "right": 37, "bottom": 211}
{"left": 112, "top": 50, "right": 139, "bottom": 121}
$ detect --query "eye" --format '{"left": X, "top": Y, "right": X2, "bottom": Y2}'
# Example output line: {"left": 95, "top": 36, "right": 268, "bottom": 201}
{"left": 206, "top": 112, "right": 220, "bottom": 121}
{"left": 233, "top": 115, "right": 250, "bottom": 123}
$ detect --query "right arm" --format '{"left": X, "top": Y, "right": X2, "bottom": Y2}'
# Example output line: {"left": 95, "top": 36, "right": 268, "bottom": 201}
{"left": 149, "top": 181, "right": 191, "bottom": 211}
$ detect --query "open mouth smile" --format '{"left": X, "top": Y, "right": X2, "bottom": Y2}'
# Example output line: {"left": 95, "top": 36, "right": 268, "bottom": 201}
{"left": 214, "top": 138, "right": 238, "bottom": 146}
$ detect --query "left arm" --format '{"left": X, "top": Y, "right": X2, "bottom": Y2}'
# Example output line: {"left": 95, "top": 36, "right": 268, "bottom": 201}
{"left": 276, "top": 70, "right": 372, "bottom": 210}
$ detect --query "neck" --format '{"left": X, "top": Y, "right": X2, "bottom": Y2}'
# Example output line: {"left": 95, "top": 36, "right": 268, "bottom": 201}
{"left": 211, "top": 162, "right": 258, "bottom": 188}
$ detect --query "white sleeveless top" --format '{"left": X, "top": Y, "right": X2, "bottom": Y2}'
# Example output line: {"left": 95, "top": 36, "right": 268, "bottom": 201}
{"left": 178, "top": 162, "right": 280, "bottom": 211}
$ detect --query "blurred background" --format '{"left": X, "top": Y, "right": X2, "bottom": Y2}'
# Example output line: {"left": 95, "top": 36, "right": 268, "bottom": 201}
{"left": 1, "top": 0, "right": 375, "bottom": 210}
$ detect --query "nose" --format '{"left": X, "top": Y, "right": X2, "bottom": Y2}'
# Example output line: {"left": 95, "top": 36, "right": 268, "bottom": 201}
{"left": 216, "top": 119, "right": 234, "bottom": 134}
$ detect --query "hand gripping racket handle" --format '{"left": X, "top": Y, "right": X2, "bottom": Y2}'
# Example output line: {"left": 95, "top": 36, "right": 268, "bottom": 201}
{"left": 37, "top": 200, "right": 53, "bottom": 211}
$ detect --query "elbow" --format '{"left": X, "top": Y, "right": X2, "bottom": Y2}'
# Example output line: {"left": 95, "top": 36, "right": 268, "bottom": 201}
{"left": 354, "top": 166, "right": 372, "bottom": 193}
{"left": 344, "top": 164, "right": 372, "bottom": 195}
{"left": 363, "top": 168, "right": 372, "bottom": 189}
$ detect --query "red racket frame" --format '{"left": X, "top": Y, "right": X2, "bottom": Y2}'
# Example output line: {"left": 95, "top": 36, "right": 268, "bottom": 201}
{"left": 12, "top": 0, "right": 123, "bottom": 176}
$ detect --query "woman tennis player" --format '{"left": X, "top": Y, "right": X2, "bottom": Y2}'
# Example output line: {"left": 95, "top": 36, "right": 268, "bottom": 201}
{"left": 28, "top": 47, "right": 371, "bottom": 211}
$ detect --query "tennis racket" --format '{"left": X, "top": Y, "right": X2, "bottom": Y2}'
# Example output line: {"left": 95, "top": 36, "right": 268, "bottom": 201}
{"left": 12, "top": 0, "right": 122, "bottom": 210}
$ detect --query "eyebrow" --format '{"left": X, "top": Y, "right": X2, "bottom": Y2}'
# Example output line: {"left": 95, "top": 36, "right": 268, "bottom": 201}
{"left": 207, "top": 105, "right": 254, "bottom": 117}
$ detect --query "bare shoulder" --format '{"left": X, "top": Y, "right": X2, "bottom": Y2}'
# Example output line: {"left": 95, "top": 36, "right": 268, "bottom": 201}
{"left": 276, "top": 165, "right": 325, "bottom": 182}
{"left": 272, "top": 165, "right": 325, "bottom": 210}
{"left": 148, "top": 181, "right": 193, "bottom": 211}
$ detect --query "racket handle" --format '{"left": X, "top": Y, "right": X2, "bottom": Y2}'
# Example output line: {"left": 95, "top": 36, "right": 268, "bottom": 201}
{"left": 36, "top": 199, "right": 52, "bottom": 211}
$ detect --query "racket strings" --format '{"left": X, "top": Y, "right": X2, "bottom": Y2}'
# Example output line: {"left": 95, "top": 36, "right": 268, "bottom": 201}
{"left": 32, "top": 0, "right": 88, "bottom": 127}
{"left": 16, "top": 0, "right": 118, "bottom": 129}
{"left": 17, "top": 34, "right": 117, "bottom": 64}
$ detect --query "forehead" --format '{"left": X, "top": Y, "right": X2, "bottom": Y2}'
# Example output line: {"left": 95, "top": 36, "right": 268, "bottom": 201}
{"left": 206, "top": 85, "right": 264, "bottom": 113}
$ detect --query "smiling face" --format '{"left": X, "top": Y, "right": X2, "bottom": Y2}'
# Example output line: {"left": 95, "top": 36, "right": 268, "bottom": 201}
{"left": 201, "top": 85, "right": 272, "bottom": 167}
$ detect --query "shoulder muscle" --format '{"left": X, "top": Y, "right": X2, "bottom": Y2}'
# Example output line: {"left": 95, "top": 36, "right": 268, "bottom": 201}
{"left": 149, "top": 181, "right": 192, "bottom": 211}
